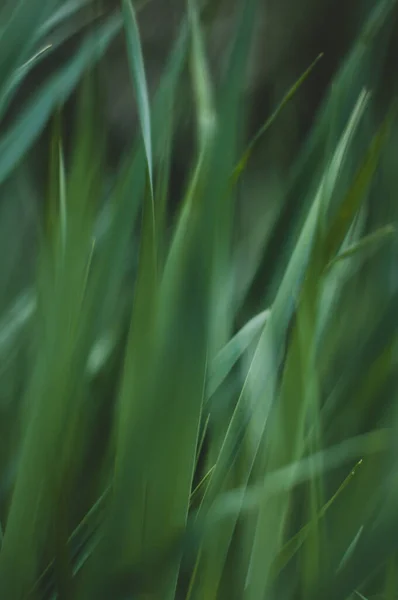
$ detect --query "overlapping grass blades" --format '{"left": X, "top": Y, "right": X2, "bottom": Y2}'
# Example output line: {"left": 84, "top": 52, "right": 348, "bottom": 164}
{"left": 0, "top": 71, "right": 102, "bottom": 598}
{"left": 0, "top": 12, "right": 122, "bottom": 186}
{"left": 0, "top": 0, "right": 397, "bottom": 599}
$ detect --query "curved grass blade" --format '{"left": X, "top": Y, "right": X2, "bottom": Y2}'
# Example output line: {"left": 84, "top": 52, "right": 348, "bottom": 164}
{"left": 0, "top": 0, "right": 58, "bottom": 118}
{"left": 322, "top": 108, "right": 396, "bottom": 264}
{"left": 0, "top": 13, "right": 121, "bottom": 187}
{"left": 207, "top": 309, "right": 270, "bottom": 400}
{"left": 271, "top": 459, "right": 363, "bottom": 577}
{"left": 233, "top": 52, "right": 324, "bottom": 181}
{"left": 190, "top": 90, "right": 370, "bottom": 600}
{"left": 201, "top": 430, "right": 388, "bottom": 531}
{"left": 325, "top": 224, "right": 396, "bottom": 272}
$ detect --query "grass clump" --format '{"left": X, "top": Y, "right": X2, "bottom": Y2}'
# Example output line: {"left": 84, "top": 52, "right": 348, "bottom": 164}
{"left": 0, "top": 1, "right": 398, "bottom": 599}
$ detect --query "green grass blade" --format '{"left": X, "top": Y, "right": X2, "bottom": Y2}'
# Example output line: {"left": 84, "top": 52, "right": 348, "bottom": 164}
{"left": 233, "top": 53, "right": 324, "bottom": 181}
{"left": 325, "top": 224, "right": 396, "bottom": 271}
{"left": 0, "top": 13, "right": 121, "bottom": 187}
{"left": 0, "top": 0, "right": 58, "bottom": 117}
{"left": 207, "top": 309, "right": 270, "bottom": 400}
{"left": 122, "top": 0, "right": 154, "bottom": 196}
{"left": 0, "top": 72, "right": 102, "bottom": 598}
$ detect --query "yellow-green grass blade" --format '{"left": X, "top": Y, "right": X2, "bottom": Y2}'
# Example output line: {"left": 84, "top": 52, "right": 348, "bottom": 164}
{"left": 233, "top": 52, "right": 324, "bottom": 182}
{"left": 207, "top": 309, "right": 270, "bottom": 400}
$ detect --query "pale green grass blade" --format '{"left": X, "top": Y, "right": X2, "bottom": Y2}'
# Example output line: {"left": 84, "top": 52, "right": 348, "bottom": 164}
{"left": 87, "top": 20, "right": 188, "bottom": 343}
{"left": 201, "top": 431, "right": 388, "bottom": 524}
{"left": 5, "top": 1, "right": 110, "bottom": 113}
{"left": 185, "top": 0, "right": 262, "bottom": 596}
{"left": 122, "top": 0, "right": 154, "bottom": 196}
{"left": 0, "top": 1, "right": 397, "bottom": 599}
{"left": 207, "top": 309, "right": 270, "bottom": 400}
{"left": 233, "top": 53, "right": 324, "bottom": 181}
{"left": 246, "top": 0, "right": 397, "bottom": 315}
{"left": 38, "top": 0, "right": 94, "bottom": 36}
{"left": 189, "top": 91, "right": 370, "bottom": 600}
{"left": 7, "top": 0, "right": 147, "bottom": 109}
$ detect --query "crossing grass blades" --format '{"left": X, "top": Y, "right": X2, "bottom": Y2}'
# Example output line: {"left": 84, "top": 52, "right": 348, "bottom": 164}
{"left": 0, "top": 0, "right": 397, "bottom": 598}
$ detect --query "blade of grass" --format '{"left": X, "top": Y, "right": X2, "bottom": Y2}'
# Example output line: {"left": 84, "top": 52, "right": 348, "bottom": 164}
{"left": 0, "top": 72, "right": 103, "bottom": 598}
{"left": 325, "top": 223, "right": 396, "bottom": 272}
{"left": 122, "top": 0, "right": 154, "bottom": 197}
{"left": 0, "top": 0, "right": 58, "bottom": 118}
{"left": 233, "top": 52, "right": 324, "bottom": 181}
{"left": 190, "top": 90, "right": 369, "bottom": 600}
{"left": 0, "top": 12, "right": 121, "bottom": 187}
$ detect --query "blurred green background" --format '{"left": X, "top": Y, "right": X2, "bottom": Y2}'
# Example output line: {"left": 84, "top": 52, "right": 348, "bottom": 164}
{"left": 0, "top": 1, "right": 397, "bottom": 599}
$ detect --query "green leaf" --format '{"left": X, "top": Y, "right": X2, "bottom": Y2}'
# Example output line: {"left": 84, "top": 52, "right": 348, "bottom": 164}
{"left": 207, "top": 309, "right": 270, "bottom": 399}
{"left": 233, "top": 52, "right": 324, "bottom": 180}
{"left": 0, "top": 72, "right": 102, "bottom": 599}
{"left": 325, "top": 224, "right": 396, "bottom": 272}
{"left": 0, "top": 0, "right": 58, "bottom": 118}
{"left": 122, "top": 0, "right": 154, "bottom": 196}
{"left": 0, "top": 13, "right": 121, "bottom": 186}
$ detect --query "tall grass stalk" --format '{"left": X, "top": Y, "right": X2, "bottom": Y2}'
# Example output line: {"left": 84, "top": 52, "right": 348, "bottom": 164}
{"left": 0, "top": 1, "right": 397, "bottom": 599}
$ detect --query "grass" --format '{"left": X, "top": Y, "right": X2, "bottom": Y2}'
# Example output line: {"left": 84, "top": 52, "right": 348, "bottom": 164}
{"left": 0, "top": 0, "right": 398, "bottom": 599}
